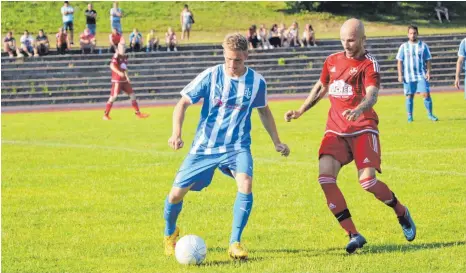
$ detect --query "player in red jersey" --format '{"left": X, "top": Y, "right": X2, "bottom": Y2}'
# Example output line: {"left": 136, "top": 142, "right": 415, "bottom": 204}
{"left": 103, "top": 42, "right": 149, "bottom": 120}
{"left": 284, "top": 19, "right": 416, "bottom": 253}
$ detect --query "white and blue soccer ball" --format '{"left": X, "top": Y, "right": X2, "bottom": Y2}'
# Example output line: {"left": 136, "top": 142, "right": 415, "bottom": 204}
{"left": 175, "top": 235, "right": 207, "bottom": 265}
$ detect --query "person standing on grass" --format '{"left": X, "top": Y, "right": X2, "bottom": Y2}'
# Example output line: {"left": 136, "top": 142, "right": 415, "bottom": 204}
{"left": 85, "top": 3, "right": 97, "bottom": 35}
{"left": 396, "top": 25, "right": 438, "bottom": 122}
{"left": 284, "top": 18, "right": 416, "bottom": 254}
{"left": 454, "top": 38, "right": 466, "bottom": 98}
{"left": 110, "top": 1, "right": 124, "bottom": 34}
{"left": 61, "top": 1, "right": 74, "bottom": 45}
{"left": 163, "top": 33, "right": 290, "bottom": 260}
{"left": 180, "top": 4, "right": 194, "bottom": 40}
{"left": 103, "top": 42, "right": 149, "bottom": 120}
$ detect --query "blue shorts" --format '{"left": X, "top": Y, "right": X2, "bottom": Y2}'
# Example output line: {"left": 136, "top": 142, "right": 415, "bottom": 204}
{"left": 63, "top": 21, "right": 73, "bottom": 31}
{"left": 173, "top": 149, "right": 253, "bottom": 191}
{"left": 403, "top": 80, "right": 430, "bottom": 95}
{"left": 111, "top": 22, "right": 122, "bottom": 34}
{"left": 86, "top": 24, "right": 96, "bottom": 35}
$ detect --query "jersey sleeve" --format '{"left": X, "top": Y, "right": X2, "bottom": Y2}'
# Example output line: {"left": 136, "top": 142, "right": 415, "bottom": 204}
{"left": 459, "top": 39, "right": 466, "bottom": 57}
{"left": 251, "top": 78, "right": 267, "bottom": 108}
{"left": 180, "top": 68, "right": 212, "bottom": 104}
{"left": 423, "top": 43, "right": 432, "bottom": 61}
{"left": 396, "top": 44, "right": 404, "bottom": 61}
{"left": 319, "top": 57, "right": 331, "bottom": 86}
{"left": 364, "top": 61, "right": 380, "bottom": 88}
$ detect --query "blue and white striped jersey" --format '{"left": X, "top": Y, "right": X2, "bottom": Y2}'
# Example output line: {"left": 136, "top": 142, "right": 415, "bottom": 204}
{"left": 181, "top": 64, "right": 267, "bottom": 155}
{"left": 458, "top": 38, "right": 466, "bottom": 70}
{"left": 396, "top": 40, "right": 432, "bottom": 83}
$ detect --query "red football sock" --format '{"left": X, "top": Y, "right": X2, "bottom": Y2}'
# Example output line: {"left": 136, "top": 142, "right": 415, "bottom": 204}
{"left": 105, "top": 102, "right": 113, "bottom": 115}
{"left": 131, "top": 100, "right": 140, "bottom": 113}
{"left": 360, "top": 177, "right": 406, "bottom": 217}
{"left": 319, "top": 175, "right": 358, "bottom": 235}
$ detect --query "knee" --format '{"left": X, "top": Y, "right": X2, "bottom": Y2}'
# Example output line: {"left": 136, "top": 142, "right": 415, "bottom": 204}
{"left": 129, "top": 93, "right": 136, "bottom": 100}
{"left": 108, "top": 95, "right": 117, "bottom": 102}
{"left": 359, "top": 176, "right": 377, "bottom": 192}
{"left": 237, "top": 176, "right": 253, "bottom": 194}
{"left": 423, "top": 93, "right": 430, "bottom": 99}
{"left": 168, "top": 193, "right": 183, "bottom": 204}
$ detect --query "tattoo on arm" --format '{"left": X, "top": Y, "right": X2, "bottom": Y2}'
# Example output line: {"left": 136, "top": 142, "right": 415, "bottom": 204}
{"left": 301, "top": 81, "right": 328, "bottom": 113}
{"left": 357, "top": 87, "right": 379, "bottom": 112}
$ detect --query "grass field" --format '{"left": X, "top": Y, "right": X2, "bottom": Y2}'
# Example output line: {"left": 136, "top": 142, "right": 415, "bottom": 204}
{"left": 2, "top": 1, "right": 466, "bottom": 45}
{"left": 2, "top": 93, "right": 466, "bottom": 273}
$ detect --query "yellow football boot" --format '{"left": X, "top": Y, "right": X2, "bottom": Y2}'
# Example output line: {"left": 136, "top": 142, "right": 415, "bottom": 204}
{"left": 228, "top": 242, "right": 248, "bottom": 260}
{"left": 163, "top": 226, "right": 180, "bottom": 256}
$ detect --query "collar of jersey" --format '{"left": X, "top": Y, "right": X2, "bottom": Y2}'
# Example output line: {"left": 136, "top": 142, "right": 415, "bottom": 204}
{"left": 222, "top": 64, "right": 248, "bottom": 81}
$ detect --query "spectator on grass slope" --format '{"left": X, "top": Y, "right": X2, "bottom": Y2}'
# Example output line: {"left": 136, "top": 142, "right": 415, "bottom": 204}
{"left": 435, "top": 1, "right": 450, "bottom": 23}
{"left": 146, "top": 29, "right": 160, "bottom": 52}
{"left": 129, "top": 28, "right": 143, "bottom": 52}
{"left": 110, "top": 1, "right": 124, "bottom": 33}
{"left": 247, "top": 25, "right": 259, "bottom": 49}
{"left": 287, "top": 21, "right": 300, "bottom": 47}
{"left": 19, "top": 30, "right": 36, "bottom": 57}
{"left": 180, "top": 4, "right": 194, "bottom": 40}
{"left": 258, "top": 24, "right": 272, "bottom": 49}
{"left": 268, "top": 24, "right": 281, "bottom": 48}
{"left": 165, "top": 27, "right": 178, "bottom": 52}
{"left": 278, "top": 23, "right": 287, "bottom": 47}
{"left": 109, "top": 27, "right": 122, "bottom": 53}
{"left": 302, "top": 24, "right": 317, "bottom": 47}
{"left": 61, "top": 1, "right": 74, "bottom": 45}
{"left": 80, "top": 28, "right": 96, "bottom": 54}
{"left": 85, "top": 3, "right": 98, "bottom": 35}
{"left": 3, "top": 31, "right": 17, "bottom": 58}
{"left": 56, "top": 27, "right": 71, "bottom": 55}
{"left": 35, "top": 29, "right": 50, "bottom": 56}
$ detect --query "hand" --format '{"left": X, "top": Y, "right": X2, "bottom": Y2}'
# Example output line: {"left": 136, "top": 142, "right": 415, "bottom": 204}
{"left": 425, "top": 72, "right": 431, "bottom": 81}
{"left": 284, "top": 110, "right": 302, "bottom": 122}
{"left": 454, "top": 78, "right": 460, "bottom": 89}
{"left": 398, "top": 75, "right": 403, "bottom": 83}
{"left": 342, "top": 108, "right": 363, "bottom": 121}
{"left": 168, "top": 135, "right": 184, "bottom": 150}
{"left": 275, "top": 143, "right": 290, "bottom": 157}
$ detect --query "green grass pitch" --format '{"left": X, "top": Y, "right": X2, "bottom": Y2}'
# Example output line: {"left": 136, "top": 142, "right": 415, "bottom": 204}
{"left": 2, "top": 93, "right": 466, "bottom": 272}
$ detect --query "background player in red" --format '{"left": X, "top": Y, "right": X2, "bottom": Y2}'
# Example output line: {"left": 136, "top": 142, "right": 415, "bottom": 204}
{"left": 103, "top": 41, "right": 149, "bottom": 120}
{"left": 284, "top": 18, "right": 416, "bottom": 253}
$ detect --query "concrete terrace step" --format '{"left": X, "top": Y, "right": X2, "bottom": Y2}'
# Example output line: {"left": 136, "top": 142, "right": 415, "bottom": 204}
{"left": 1, "top": 42, "right": 460, "bottom": 69}
{"left": 2, "top": 67, "right": 458, "bottom": 94}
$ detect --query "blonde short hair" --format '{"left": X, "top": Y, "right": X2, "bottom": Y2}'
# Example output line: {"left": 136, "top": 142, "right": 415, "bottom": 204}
{"left": 222, "top": 33, "right": 248, "bottom": 52}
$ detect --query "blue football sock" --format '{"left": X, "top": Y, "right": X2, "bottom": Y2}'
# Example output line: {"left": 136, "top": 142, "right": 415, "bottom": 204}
{"left": 424, "top": 96, "right": 433, "bottom": 115}
{"left": 164, "top": 196, "right": 183, "bottom": 236}
{"left": 230, "top": 192, "right": 253, "bottom": 244}
{"left": 406, "top": 96, "right": 414, "bottom": 117}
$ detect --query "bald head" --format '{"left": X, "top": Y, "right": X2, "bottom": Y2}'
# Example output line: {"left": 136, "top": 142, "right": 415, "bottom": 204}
{"left": 340, "top": 18, "right": 366, "bottom": 58}
{"left": 340, "top": 18, "right": 365, "bottom": 39}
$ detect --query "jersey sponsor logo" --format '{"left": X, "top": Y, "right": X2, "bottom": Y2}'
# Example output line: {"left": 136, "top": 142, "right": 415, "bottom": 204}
{"left": 329, "top": 80, "right": 353, "bottom": 97}
{"left": 349, "top": 67, "right": 358, "bottom": 76}
{"left": 244, "top": 88, "right": 252, "bottom": 99}
{"left": 213, "top": 98, "right": 246, "bottom": 111}
{"left": 120, "top": 63, "right": 127, "bottom": 70}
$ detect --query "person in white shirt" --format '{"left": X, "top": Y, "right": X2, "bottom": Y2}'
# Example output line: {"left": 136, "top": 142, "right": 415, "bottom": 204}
{"left": 18, "top": 30, "right": 37, "bottom": 57}
{"left": 61, "top": 1, "right": 74, "bottom": 45}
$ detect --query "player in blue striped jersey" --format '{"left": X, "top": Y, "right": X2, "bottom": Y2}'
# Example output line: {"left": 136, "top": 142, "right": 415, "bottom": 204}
{"left": 163, "top": 33, "right": 290, "bottom": 260}
{"left": 454, "top": 38, "right": 466, "bottom": 98}
{"left": 396, "top": 25, "right": 438, "bottom": 122}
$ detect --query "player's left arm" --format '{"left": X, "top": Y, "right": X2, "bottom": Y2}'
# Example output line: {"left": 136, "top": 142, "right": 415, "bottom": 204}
{"left": 342, "top": 86, "right": 379, "bottom": 121}
{"left": 424, "top": 43, "right": 432, "bottom": 81}
{"left": 257, "top": 105, "right": 290, "bottom": 157}
{"left": 124, "top": 71, "right": 130, "bottom": 83}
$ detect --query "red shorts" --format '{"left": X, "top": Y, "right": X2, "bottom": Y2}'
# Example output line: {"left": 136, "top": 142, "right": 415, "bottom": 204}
{"left": 318, "top": 132, "right": 382, "bottom": 173}
{"left": 111, "top": 81, "right": 133, "bottom": 96}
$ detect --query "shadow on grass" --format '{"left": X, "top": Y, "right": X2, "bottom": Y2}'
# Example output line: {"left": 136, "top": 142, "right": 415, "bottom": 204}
{"left": 201, "top": 256, "right": 265, "bottom": 267}
{"left": 324, "top": 241, "right": 466, "bottom": 255}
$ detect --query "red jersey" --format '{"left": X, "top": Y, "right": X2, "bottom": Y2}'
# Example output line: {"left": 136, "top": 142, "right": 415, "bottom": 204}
{"left": 110, "top": 33, "right": 121, "bottom": 45}
{"left": 111, "top": 53, "right": 128, "bottom": 82}
{"left": 80, "top": 33, "right": 95, "bottom": 41}
{"left": 320, "top": 51, "right": 380, "bottom": 136}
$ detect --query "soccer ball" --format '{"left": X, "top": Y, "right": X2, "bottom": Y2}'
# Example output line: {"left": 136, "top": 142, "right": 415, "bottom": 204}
{"left": 175, "top": 235, "right": 207, "bottom": 265}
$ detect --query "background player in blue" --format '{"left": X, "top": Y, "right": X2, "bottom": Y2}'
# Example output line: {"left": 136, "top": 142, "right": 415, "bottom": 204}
{"left": 397, "top": 25, "right": 438, "bottom": 122}
{"left": 163, "top": 33, "right": 290, "bottom": 260}
{"left": 454, "top": 38, "right": 466, "bottom": 98}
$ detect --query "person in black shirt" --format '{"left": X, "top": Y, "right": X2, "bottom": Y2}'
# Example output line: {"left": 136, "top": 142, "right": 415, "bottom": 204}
{"left": 35, "top": 29, "right": 49, "bottom": 56}
{"left": 85, "top": 3, "right": 97, "bottom": 35}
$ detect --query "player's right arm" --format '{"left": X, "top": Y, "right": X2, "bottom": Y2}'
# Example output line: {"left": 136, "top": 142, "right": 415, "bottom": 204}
{"left": 168, "top": 96, "right": 191, "bottom": 150}
{"left": 110, "top": 62, "right": 125, "bottom": 77}
{"left": 396, "top": 44, "right": 404, "bottom": 83}
{"left": 455, "top": 39, "right": 466, "bottom": 89}
{"left": 284, "top": 80, "right": 328, "bottom": 122}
